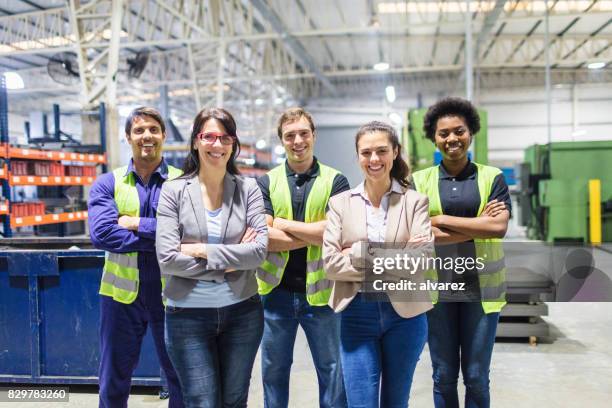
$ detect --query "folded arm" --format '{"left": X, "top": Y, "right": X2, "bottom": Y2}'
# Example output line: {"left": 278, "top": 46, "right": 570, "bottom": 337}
{"left": 431, "top": 207, "right": 510, "bottom": 239}
{"left": 322, "top": 196, "right": 365, "bottom": 283}
{"left": 204, "top": 182, "right": 269, "bottom": 270}
{"left": 266, "top": 215, "right": 308, "bottom": 252}
{"left": 88, "top": 174, "right": 155, "bottom": 253}
{"left": 273, "top": 218, "right": 326, "bottom": 246}
{"left": 156, "top": 182, "right": 216, "bottom": 280}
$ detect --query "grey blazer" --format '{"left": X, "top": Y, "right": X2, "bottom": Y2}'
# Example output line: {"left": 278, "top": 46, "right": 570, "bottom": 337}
{"left": 155, "top": 173, "right": 269, "bottom": 301}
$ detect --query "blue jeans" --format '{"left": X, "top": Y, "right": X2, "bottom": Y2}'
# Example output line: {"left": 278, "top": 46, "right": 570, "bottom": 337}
{"left": 340, "top": 293, "right": 428, "bottom": 408}
{"left": 261, "top": 289, "right": 346, "bottom": 408}
{"left": 427, "top": 302, "right": 500, "bottom": 408}
{"left": 165, "top": 295, "right": 264, "bottom": 408}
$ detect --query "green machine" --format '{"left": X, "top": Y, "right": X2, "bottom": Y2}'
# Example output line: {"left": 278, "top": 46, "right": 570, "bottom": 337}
{"left": 402, "top": 108, "right": 489, "bottom": 171}
{"left": 518, "top": 141, "right": 612, "bottom": 243}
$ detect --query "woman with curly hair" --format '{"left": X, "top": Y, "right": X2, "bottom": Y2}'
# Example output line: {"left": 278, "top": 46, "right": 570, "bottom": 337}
{"left": 412, "top": 97, "right": 511, "bottom": 408}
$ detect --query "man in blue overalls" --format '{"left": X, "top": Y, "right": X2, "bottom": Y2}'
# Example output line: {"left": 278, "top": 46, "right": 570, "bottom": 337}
{"left": 88, "top": 107, "right": 183, "bottom": 408}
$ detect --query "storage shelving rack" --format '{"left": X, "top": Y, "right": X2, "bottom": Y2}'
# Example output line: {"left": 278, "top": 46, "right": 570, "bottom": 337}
{"left": 0, "top": 80, "right": 107, "bottom": 238}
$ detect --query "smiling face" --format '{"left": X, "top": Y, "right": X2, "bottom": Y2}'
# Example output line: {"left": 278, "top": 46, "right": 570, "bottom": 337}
{"left": 126, "top": 115, "right": 166, "bottom": 163}
{"left": 357, "top": 131, "right": 398, "bottom": 184}
{"left": 434, "top": 115, "right": 472, "bottom": 163}
{"left": 194, "top": 118, "right": 233, "bottom": 171}
{"left": 280, "top": 116, "right": 315, "bottom": 166}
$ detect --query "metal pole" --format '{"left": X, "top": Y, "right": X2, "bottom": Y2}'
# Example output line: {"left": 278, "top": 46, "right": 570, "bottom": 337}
{"left": 545, "top": 0, "right": 552, "bottom": 144}
{"left": 465, "top": 0, "right": 473, "bottom": 101}
{"left": 216, "top": 40, "right": 226, "bottom": 108}
{"left": 159, "top": 84, "right": 169, "bottom": 119}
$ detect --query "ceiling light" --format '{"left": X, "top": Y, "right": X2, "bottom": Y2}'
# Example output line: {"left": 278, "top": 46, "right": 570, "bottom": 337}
{"left": 255, "top": 139, "right": 267, "bottom": 149}
{"left": 388, "top": 112, "right": 402, "bottom": 125}
{"left": 587, "top": 61, "right": 606, "bottom": 70}
{"left": 274, "top": 145, "right": 285, "bottom": 155}
{"left": 373, "top": 62, "right": 389, "bottom": 71}
{"left": 254, "top": 98, "right": 265, "bottom": 106}
{"left": 3, "top": 72, "right": 24, "bottom": 90}
{"left": 385, "top": 85, "right": 396, "bottom": 103}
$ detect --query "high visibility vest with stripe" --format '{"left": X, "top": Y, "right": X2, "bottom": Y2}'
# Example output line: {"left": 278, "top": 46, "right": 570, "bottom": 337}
{"left": 99, "top": 164, "right": 182, "bottom": 304}
{"left": 412, "top": 162, "right": 507, "bottom": 314}
{"left": 257, "top": 163, "right": 339, "bottom": 306}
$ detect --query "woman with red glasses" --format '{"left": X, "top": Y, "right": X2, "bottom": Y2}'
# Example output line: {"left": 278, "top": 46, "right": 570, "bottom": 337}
{"left": 156, "top": 107, "right": 269, "bottom": 407}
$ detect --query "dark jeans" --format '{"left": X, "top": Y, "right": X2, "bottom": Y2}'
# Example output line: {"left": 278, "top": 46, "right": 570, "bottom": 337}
{"left": 427, "top": 302, "right": 500, "bottom": 408}
{"left": 340, "top": 293, "right": 428, "bottom": 408}
{"left": 165, "top": 295, "right": 264, "bottom": 408}
{"left": 261, "top": 289, "right": 346, "bottom": 408}
{"left": 98, "top": 282, "right": 184, "bottom": 408}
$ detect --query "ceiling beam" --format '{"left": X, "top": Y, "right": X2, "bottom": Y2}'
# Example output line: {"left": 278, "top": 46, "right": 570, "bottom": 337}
{"left": 249, "top": 0, "right": 338, "bottom": 96}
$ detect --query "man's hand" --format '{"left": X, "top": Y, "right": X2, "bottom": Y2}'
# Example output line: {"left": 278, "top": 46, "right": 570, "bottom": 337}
{"left": 480, "top": 199, "right": 506, "bottom": 217}
{"left": 430, "top": 215, "right": 445, "bottom": 228}
{"left": 272, "top": 217, "right": 290, "bottom": 232}
{"left": 180, "top": 243, "right": 206, "bottom": 258}
{"left": 118, "top": 215, "right": 140, "bottom": 231}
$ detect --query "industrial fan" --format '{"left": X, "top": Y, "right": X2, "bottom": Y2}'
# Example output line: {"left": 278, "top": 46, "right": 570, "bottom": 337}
{"left": 126, "top": 49, "right": 150, "bottom": 78}
{"left": 47, "top": 52, "right": 81, "bottom": 85}
{"left": 46, "top": 49, "right": 150, "bottom": 84}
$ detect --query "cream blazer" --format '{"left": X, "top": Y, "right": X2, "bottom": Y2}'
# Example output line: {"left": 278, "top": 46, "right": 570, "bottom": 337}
{"left": 323, "top": 183, "right": 434, "bottom": 318}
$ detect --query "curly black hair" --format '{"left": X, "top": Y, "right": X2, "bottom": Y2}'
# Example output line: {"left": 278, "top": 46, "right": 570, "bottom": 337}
{"left": 423, "top": 97, "right": 480, "bottom": 142}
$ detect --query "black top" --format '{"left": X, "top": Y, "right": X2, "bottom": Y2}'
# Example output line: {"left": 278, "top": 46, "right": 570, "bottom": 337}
{"left": 438, "top": 160, "right": 511, "bottom": 218}
{"left": 257, "top": 158, "right": 350, "bottom": 293}
{"left": 436, "top": 160, "right": 512, "bottom": 300}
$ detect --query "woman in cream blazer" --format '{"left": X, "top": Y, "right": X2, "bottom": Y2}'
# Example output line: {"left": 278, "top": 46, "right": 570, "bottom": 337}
{"left": 323, "top": 121, "right": 433, "bottom": 408}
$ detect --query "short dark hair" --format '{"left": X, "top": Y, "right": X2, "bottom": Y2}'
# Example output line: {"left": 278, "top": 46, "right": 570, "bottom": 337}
{"left": 124, "top": 106, "right": 166, "bottom": 135}
{"left": 423, "top": 97, "right": 480, "bottom": 142}
{"left": 355, "top": 121, "right": 410, "bottom": 188}
{"left": 277, "top": 107, "right": 315, "bottom": 139}
{"left": 181, "top": 107, "right": 241, "bottom": 177}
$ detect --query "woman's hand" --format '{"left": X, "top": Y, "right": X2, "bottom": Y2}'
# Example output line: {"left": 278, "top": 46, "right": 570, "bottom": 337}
{"left": 241, "top": 227, "right": 257, "bottom": 243}
{"left": 341, "top": 247, "right": 352, "bottom": 256}
{"left": 409, "top": 233, "right": 430, "bottom": 243}
{"left": 180, "top": 243, "right": 206, "bottom": 258}
{"left": 480, "top": 199, "right": 506, "bottom": 218}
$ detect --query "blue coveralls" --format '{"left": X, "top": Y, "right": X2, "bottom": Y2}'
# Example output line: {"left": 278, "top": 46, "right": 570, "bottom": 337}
{"left": 88, "top": 158, "right": 183, "bottom": 408}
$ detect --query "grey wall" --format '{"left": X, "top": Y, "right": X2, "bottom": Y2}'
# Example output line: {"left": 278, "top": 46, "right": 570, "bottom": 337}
{"left": 315, "top": 126, "right": 362, "bottom": 187}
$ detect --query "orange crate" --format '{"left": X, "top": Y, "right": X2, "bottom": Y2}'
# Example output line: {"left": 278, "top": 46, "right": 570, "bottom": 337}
{"left": 11, "top": 161, "right": 28, "bottom": 175}
{"left": 82, "top": 166, "right": 97, "bottom": 177}
{"left": 50, "top": 162, "right": 64, "bottom": 176}
{"left": 65, "top": 166, "right": 84, "bottom": 177}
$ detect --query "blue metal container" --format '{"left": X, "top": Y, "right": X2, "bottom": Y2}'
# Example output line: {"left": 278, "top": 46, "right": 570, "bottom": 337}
{"left": 0, "top": 250, "right": 162, "bottom": 385}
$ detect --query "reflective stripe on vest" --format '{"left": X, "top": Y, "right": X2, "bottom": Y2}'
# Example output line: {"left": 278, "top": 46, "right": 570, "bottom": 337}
{"left": 256, "top": 162, "right": 339, "bottom": 306}
{"left": 99, "top": 164, "right": 182, "bottom": 304}
{"left": 412, "top": 162, "right": 507, "bottom": 313}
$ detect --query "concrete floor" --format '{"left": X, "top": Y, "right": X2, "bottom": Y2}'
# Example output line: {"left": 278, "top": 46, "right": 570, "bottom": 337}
{"left": 3, "top": 302, "right": 611, "bottom": 408}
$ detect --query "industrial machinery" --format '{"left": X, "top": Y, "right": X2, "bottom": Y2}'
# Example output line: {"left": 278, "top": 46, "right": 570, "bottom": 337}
{"left": 402, "top": 107, "right": 489, "bottom": 170}
{"left": 517, "top": 141, "right": 612, "bottom": 243}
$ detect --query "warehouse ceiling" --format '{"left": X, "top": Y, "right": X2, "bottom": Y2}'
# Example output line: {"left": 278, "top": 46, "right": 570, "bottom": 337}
{"left": 1, "top": 0, "right": 611, "bottom": 142}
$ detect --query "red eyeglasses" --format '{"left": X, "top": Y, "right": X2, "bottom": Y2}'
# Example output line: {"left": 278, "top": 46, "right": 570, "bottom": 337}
{"left": 197, "top": 132, "right": 235, "bottom": 145}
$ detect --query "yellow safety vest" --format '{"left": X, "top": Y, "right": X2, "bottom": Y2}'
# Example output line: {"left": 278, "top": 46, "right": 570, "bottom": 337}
{"left": 412, "top": 162, "right": 507, "bottom": 314}
{"left": 99, "top": 164, "right": 182, "bottom": 304}
{"left": 256, "top": 162, "right": 339, "bottom": 306}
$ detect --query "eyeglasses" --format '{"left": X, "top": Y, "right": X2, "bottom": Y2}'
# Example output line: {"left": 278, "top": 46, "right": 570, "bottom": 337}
{"left": 197, "top": 132, "right": 235, "bottom": 145}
